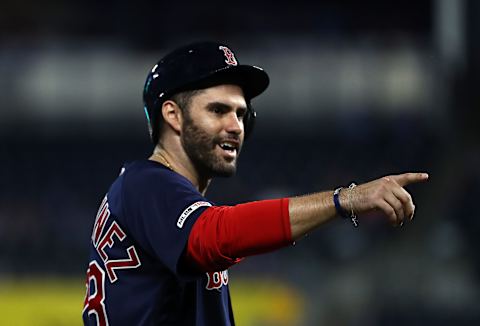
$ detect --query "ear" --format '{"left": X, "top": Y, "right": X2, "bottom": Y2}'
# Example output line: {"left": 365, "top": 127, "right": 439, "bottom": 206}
{"left": 161, "top": 100, "right": 183, "bottom": 133}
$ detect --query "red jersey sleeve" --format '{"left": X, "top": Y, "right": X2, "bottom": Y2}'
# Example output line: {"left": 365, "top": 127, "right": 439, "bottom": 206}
{"left": 185, "top": 198, "right": 292, "bottom": 272}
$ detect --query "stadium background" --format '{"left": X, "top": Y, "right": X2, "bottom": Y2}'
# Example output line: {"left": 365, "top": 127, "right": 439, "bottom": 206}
{"left": 1, "top": 0, "right": 479, "bottom": 324}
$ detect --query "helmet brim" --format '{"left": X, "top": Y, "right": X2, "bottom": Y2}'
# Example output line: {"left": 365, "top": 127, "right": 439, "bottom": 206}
{"left": 173, "top": 64, "right": 270, "bottom": 101}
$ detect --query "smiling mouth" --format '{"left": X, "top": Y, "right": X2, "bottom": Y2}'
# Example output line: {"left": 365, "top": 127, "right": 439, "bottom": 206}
{"left": 218, "top": 142, "right": 238, "bottom": 157}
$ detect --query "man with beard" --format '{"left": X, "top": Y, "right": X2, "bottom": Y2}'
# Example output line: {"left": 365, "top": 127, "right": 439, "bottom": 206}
{"left": 83, "top": 42, "right": 429, "bottom": 326}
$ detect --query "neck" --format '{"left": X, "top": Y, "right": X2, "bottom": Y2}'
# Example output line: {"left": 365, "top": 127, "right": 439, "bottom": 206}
{"left": 149, "top": 144, "right": 211, "bottom": 195}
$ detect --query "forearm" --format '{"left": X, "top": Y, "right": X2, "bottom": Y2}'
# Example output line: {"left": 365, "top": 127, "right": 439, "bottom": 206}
{"left": 289, "top": 190, "right": 338, "bottom": 240}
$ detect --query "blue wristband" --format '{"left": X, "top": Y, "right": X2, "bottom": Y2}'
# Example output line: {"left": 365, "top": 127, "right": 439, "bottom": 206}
{"left": 333, "top": 187, "right": 349, "bottom": 219}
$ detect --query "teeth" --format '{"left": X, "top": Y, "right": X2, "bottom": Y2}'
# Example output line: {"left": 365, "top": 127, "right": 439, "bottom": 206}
{"left": 220, "top": 143, "right": 236, "bottom": 151}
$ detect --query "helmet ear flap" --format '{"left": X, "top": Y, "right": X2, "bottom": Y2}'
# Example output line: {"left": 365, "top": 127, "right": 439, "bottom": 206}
{"left": 244, "top": 102, "right": 256, "bottom": 140}
{"left": 143, "top": 73, "right": 162, "bottom": 144}
{"left": 144, "top": 97, "right": 162, "bottom": 145}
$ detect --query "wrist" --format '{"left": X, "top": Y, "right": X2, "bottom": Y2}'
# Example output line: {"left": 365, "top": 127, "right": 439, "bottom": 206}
{"left": 333, "top": 184, "right": 359, "bottom": 227}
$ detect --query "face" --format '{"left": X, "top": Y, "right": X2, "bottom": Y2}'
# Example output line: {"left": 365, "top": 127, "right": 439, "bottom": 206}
{"left": 180, "top": 84, "right": 247, "bottom": 178}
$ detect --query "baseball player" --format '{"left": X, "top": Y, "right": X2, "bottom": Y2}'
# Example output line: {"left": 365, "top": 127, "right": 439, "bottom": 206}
{"left": 82, "top": 41, "right": 429, "bottom": 325}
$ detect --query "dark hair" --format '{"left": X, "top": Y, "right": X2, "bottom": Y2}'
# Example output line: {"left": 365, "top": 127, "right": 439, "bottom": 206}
{"left": 169, "top": 89, "right": 203, "bottom": 112}
{"left": 155, "top": 89, "right": 203, "bottom": 143}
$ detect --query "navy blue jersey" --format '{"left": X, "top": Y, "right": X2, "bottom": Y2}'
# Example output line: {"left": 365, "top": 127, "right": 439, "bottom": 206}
{"left": 83, "top": 160, "right": 235, "bottom": 326}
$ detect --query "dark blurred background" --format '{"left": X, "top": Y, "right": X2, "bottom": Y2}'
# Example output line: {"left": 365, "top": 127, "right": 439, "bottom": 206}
{"left": 1, "top": 0, "right": 479, "bottom": 325}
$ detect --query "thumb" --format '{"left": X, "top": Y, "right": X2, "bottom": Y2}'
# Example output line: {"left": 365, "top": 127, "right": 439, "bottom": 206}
{"left": 390, "top": 172, "right": 429, "bottom": 187}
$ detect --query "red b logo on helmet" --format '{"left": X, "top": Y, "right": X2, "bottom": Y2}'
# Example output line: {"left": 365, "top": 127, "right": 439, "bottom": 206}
{"left": 219, "top": 46, "right": 237, "bottom": 66}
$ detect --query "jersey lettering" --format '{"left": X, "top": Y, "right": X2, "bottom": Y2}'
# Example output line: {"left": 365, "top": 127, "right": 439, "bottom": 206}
{"left": 205, "top": 270, "right": 229, "bottom": 291}
{"left": 97, "top": 222, "right": 126, "bottom": 262}
{"left": 83, "top": 261, "right": 109, "bottom": 326}
{"left": 105, "top": 245, "right": 141, "bottom": 283}
{"left": 85, "top": 197, "right": 142, "bottom": 324}
{"left": 96, "top": 221, "right": 141, "bottom": 283}
{"left": 92, "top": 196, "right": 110, "bottom": 246}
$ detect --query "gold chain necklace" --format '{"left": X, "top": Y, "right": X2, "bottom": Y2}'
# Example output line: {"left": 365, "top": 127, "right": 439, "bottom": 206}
{"left": 151, "top": 152, "right": 175, "bottom": 172}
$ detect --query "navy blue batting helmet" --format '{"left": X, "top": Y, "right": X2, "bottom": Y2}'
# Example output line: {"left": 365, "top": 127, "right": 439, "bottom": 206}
{"left": 143, "top": 42, "right": 269, "bottom": 144}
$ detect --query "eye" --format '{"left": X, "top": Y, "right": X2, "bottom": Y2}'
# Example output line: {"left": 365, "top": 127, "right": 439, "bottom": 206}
{"left": 236, "top": 108, "right": 247, "bottom": 120}
{"left": 210, "top": 106, "right": 226, "bottom": 115}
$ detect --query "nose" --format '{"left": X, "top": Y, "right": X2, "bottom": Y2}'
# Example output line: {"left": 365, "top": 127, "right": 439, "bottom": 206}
{"left": 225, "top": 112, "right": 243, "bottom": 135}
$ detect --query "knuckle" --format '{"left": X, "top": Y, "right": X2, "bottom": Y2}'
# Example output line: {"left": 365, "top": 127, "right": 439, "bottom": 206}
{"left": 407, "top": 201, "right": 414, "bottom": 211}
{"left": 376, "top": 192, "right": 386, "bottom": 203}
{"left": 378, "top": 183, "right": 388, "bottom": 194}
{"left": 393, "top": 199, "right": 402, "bottom": 209}
{"left": 406, "top": 191, "right": 412, "bottom": 202}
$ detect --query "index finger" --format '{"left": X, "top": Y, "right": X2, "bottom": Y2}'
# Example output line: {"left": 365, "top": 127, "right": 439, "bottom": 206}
{"left": 390, "top": 172, "right": 429, "bottom": 187}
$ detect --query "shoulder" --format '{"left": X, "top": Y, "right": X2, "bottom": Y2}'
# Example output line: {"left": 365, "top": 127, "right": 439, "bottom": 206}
{"left": 118, "top": 159, "right": 203, "bottom": 209}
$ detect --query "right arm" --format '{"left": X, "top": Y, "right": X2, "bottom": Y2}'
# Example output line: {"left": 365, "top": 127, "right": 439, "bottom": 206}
{"left": 185, "top": 172, "right": 429, "bottom": 271}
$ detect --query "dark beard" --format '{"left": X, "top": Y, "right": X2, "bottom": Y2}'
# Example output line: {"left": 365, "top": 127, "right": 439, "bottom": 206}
{"left": 181, "top": 113, "right": 240, "bottom": 178}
